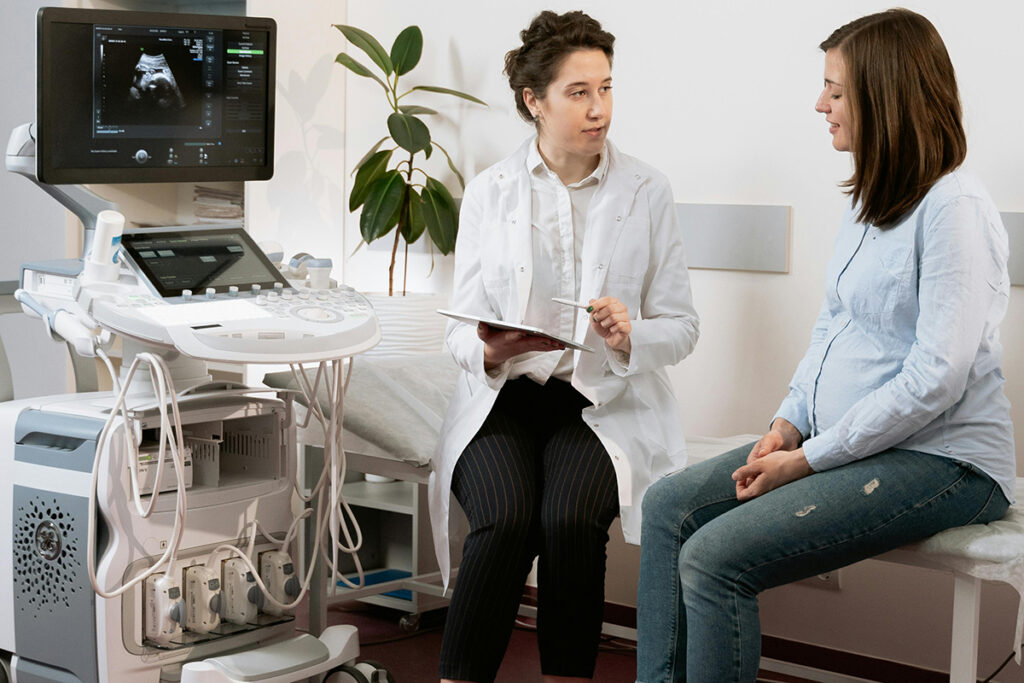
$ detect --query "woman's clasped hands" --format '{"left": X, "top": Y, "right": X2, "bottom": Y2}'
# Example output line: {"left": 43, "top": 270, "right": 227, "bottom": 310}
{"left": 732, "top": 418, "right": 813, "bottom": 501}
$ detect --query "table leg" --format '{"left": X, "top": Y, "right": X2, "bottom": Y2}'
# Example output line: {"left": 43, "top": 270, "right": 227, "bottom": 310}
{"left": 949, "top": 573, "right": 981, "bottom": 683}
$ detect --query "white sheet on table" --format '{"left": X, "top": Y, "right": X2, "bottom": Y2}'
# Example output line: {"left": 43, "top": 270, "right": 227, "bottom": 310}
{"left": 265, "top": 352, "right": 460, "bottom": 468}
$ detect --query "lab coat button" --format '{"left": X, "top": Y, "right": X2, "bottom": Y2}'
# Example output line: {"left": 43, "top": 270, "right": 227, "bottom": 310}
{"left": 616, "top": 216, "right": 622, "bottom": 222}
{"left": 519, "top": 265, "right": 525, "bottom": 272}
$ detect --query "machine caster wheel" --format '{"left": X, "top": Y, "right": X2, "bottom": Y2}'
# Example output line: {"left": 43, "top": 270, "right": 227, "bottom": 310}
{"left": 398, "top": 612, "right": 421, "bottom": 632}
{"left": 359, "top": 659, "right": 395, "bottom": 683}
{"left": 323, "top": 664, "right": 369, "bottom": 683}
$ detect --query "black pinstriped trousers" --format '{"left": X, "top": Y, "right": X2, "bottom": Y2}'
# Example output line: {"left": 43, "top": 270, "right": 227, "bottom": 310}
{"left": 438, "top": 377, "right": 620, "bottom": 682}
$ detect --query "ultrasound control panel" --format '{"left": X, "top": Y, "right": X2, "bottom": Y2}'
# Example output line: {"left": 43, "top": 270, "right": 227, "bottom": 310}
{"left": 90, "top": 285, "right": 380, "bottom": 364}
{"left": 82, "top": 226, "right": 381, "bottom": 363}
{"left": 253, "top": 287, "right": 372, "bottom": 323}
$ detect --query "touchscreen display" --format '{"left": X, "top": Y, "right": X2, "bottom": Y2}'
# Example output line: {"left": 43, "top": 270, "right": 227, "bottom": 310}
{"left": 120, "top": 228, "right": 284, "bottom": 298}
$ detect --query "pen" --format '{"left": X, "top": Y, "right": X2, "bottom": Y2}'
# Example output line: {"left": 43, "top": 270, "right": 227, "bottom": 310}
{"left": 551, "top": 297, "right": 594, "bottom": 312}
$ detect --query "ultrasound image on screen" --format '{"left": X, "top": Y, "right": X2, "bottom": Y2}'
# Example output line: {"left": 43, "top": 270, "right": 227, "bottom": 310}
{"left": 98, "top": 37, "right": 203, "bottom": 128}
{"left": 130, "top": 53, "right": 184, "bottom": 110}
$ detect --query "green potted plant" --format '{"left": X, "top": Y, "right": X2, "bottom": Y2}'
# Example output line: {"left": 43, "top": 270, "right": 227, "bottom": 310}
{"left": 335, "top": 23, "right": 486, "bottom": 297}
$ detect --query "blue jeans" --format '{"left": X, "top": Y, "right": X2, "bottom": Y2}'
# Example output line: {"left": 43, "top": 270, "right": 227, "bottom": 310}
{"left": 635, "top": 443, "right": 1009, "bottom": 683}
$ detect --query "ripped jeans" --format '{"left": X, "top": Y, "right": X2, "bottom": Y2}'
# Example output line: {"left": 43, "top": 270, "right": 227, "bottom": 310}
{"left": 635, "top": 443, "right": 1009, "bottom": 683}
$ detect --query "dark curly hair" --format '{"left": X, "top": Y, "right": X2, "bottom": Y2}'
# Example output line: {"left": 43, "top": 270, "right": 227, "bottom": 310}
{"left": 503, "top": 11, "right": 615, "bottom": 125}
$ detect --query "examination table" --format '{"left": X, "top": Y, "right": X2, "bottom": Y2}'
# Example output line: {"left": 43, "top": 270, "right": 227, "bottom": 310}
{"left": 263, "top": 354, "right": 1024, "bottom": 682}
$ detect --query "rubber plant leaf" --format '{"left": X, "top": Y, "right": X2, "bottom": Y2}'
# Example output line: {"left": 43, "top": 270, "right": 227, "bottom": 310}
{"left": 349, "top": 149, "right": 393, "bottom": 211}
{"left": 350, "top": 137, "right": 390, "bottom": 177}
{"left": 360, "top": 170, "right": 406, "bottom": 243}
{"left": 334, "top": 52, "right": 387, "bottom": 91}
{"left": 390, "top": 26, "right": 423, "bottom": 76}
{"left": 333, "top": 24, "right": 394, "bottom": 75}
{"left": 387, "top": 112, "right": 431, "bottom": 154}
{"left": 421, "top": 178, "right": 458, "bottom": 254}
{"left": 400, "top": 188, "right": 427, "bottom": 244}
{"left": 408, "top": 85, "right": 486, "bottom": 105}
{"left": 398, "top": 105, "right": 438, "bottom": 116}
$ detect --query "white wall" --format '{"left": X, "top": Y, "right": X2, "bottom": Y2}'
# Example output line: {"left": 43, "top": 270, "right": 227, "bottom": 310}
{"left": 342, "top": 0, "right": 1024, "bottom": 678}
{"left": 0, "top": 1, "right": 68, "bottom": 284}
{"left": 245, "top": 0, "right": 349, "bottom": 270}
{"left": 0, "top": 1, "right": 79, "bottom": 397}
{"left": 344, "top": 0, "right": 1024, "bottom": 444}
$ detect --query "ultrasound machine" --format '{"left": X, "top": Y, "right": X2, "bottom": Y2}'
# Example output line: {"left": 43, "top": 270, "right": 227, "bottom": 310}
{"left": 0, "top": 8, "right": 388, "bottom": 682}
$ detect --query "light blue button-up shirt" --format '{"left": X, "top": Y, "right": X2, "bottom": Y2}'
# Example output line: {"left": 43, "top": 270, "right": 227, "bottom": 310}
{"left": 774, "top": 170, "right": 1016, "bottom": 503}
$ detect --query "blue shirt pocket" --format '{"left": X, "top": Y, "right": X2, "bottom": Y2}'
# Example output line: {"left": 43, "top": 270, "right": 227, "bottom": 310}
{"left": 845, "top": 242, "right": 913, "bottom": 316}
{"left": 875, "top": 245, "right": 913, "bottom": 313}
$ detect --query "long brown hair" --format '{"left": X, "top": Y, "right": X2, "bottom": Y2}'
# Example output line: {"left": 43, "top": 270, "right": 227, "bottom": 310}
{"left": 821, "top": 9, "right": 966, "bottom": 227}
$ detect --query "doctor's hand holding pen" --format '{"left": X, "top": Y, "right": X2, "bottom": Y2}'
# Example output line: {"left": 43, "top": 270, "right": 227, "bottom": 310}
{"left": 552, "top": 295, "right": 633, "bottom": 351}
{"left": 479, "top": 296, "right": 634, "bottom": 370}
{"left": 587, "top": 296, "right": 633, "bottom": 352}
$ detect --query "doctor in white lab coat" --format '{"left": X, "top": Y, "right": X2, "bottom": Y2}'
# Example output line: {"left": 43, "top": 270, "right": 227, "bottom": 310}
{"left": 431, "top": 10, "right": 699, "bottom": 683}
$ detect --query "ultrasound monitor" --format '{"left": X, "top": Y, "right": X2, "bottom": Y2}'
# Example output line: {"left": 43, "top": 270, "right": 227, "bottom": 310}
{"left": 36, "top": 7, "right": 275, "bottom": 184}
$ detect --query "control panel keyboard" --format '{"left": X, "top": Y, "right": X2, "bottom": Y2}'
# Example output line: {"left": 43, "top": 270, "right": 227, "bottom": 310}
{"left": 138, "top": 299, "right": 274, "bottom": 327}
{"left": 93, "top": 286, "right": 380, "bottom": 363}
{"left": 253, "top": 287, "right": 372, "bottom": 323}
{"left": 133, "top": 287, "right": 372, "bottom": 328}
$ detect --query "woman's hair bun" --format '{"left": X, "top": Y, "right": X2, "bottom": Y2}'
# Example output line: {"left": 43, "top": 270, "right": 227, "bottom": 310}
{"left": 519, "top": 10, "right": 561, "bottom": 51}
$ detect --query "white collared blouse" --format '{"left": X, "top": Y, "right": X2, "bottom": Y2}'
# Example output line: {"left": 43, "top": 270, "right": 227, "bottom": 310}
{"left": 515, "top": 140, "right": 608, "bottom": 383}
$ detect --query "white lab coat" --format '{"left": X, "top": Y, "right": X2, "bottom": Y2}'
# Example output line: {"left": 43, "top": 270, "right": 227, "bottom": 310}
{"left": 429, "top": 138, "right": 700, "bottom": 586}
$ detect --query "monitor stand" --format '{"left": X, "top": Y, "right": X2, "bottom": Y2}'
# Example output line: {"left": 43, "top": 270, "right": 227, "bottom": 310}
{"left": 5, "top": 122, "right": 121, "bottom": 259}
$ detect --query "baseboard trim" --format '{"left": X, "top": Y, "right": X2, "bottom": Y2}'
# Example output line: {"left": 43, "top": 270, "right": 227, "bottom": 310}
{"left": 760, "top": 636, "right": 947, "bottom": 683}
{"left": 521, "top": 589, "right": 947, "bottom": 682}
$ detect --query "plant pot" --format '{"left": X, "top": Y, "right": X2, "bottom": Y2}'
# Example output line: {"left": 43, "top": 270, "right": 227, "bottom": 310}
{"left": 363, "top": 292, "right": 450, "bottom": 358}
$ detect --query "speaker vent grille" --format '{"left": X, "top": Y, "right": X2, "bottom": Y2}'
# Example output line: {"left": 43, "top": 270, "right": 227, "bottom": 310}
{"left": 14, "top": 497, "right": 82, "bottom": 616}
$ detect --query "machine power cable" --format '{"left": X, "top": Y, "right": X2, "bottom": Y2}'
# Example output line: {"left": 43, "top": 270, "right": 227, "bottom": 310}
{"left": 88, "top": 352, "right": 188, "bottom": 598}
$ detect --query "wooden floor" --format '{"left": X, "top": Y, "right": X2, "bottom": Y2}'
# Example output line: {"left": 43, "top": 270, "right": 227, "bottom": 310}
{"left": 312, "top": 603, "right": 820, "bottom": 682}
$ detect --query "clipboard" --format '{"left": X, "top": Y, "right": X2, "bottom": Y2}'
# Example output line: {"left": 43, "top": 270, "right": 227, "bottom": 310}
{"left": 437, "top": 309, "right": 595, "bottom": 353}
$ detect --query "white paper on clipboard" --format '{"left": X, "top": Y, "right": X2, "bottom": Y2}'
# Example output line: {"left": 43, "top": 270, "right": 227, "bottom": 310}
{"left": 437, "top": 309, "right": 595, "bottom": 353}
